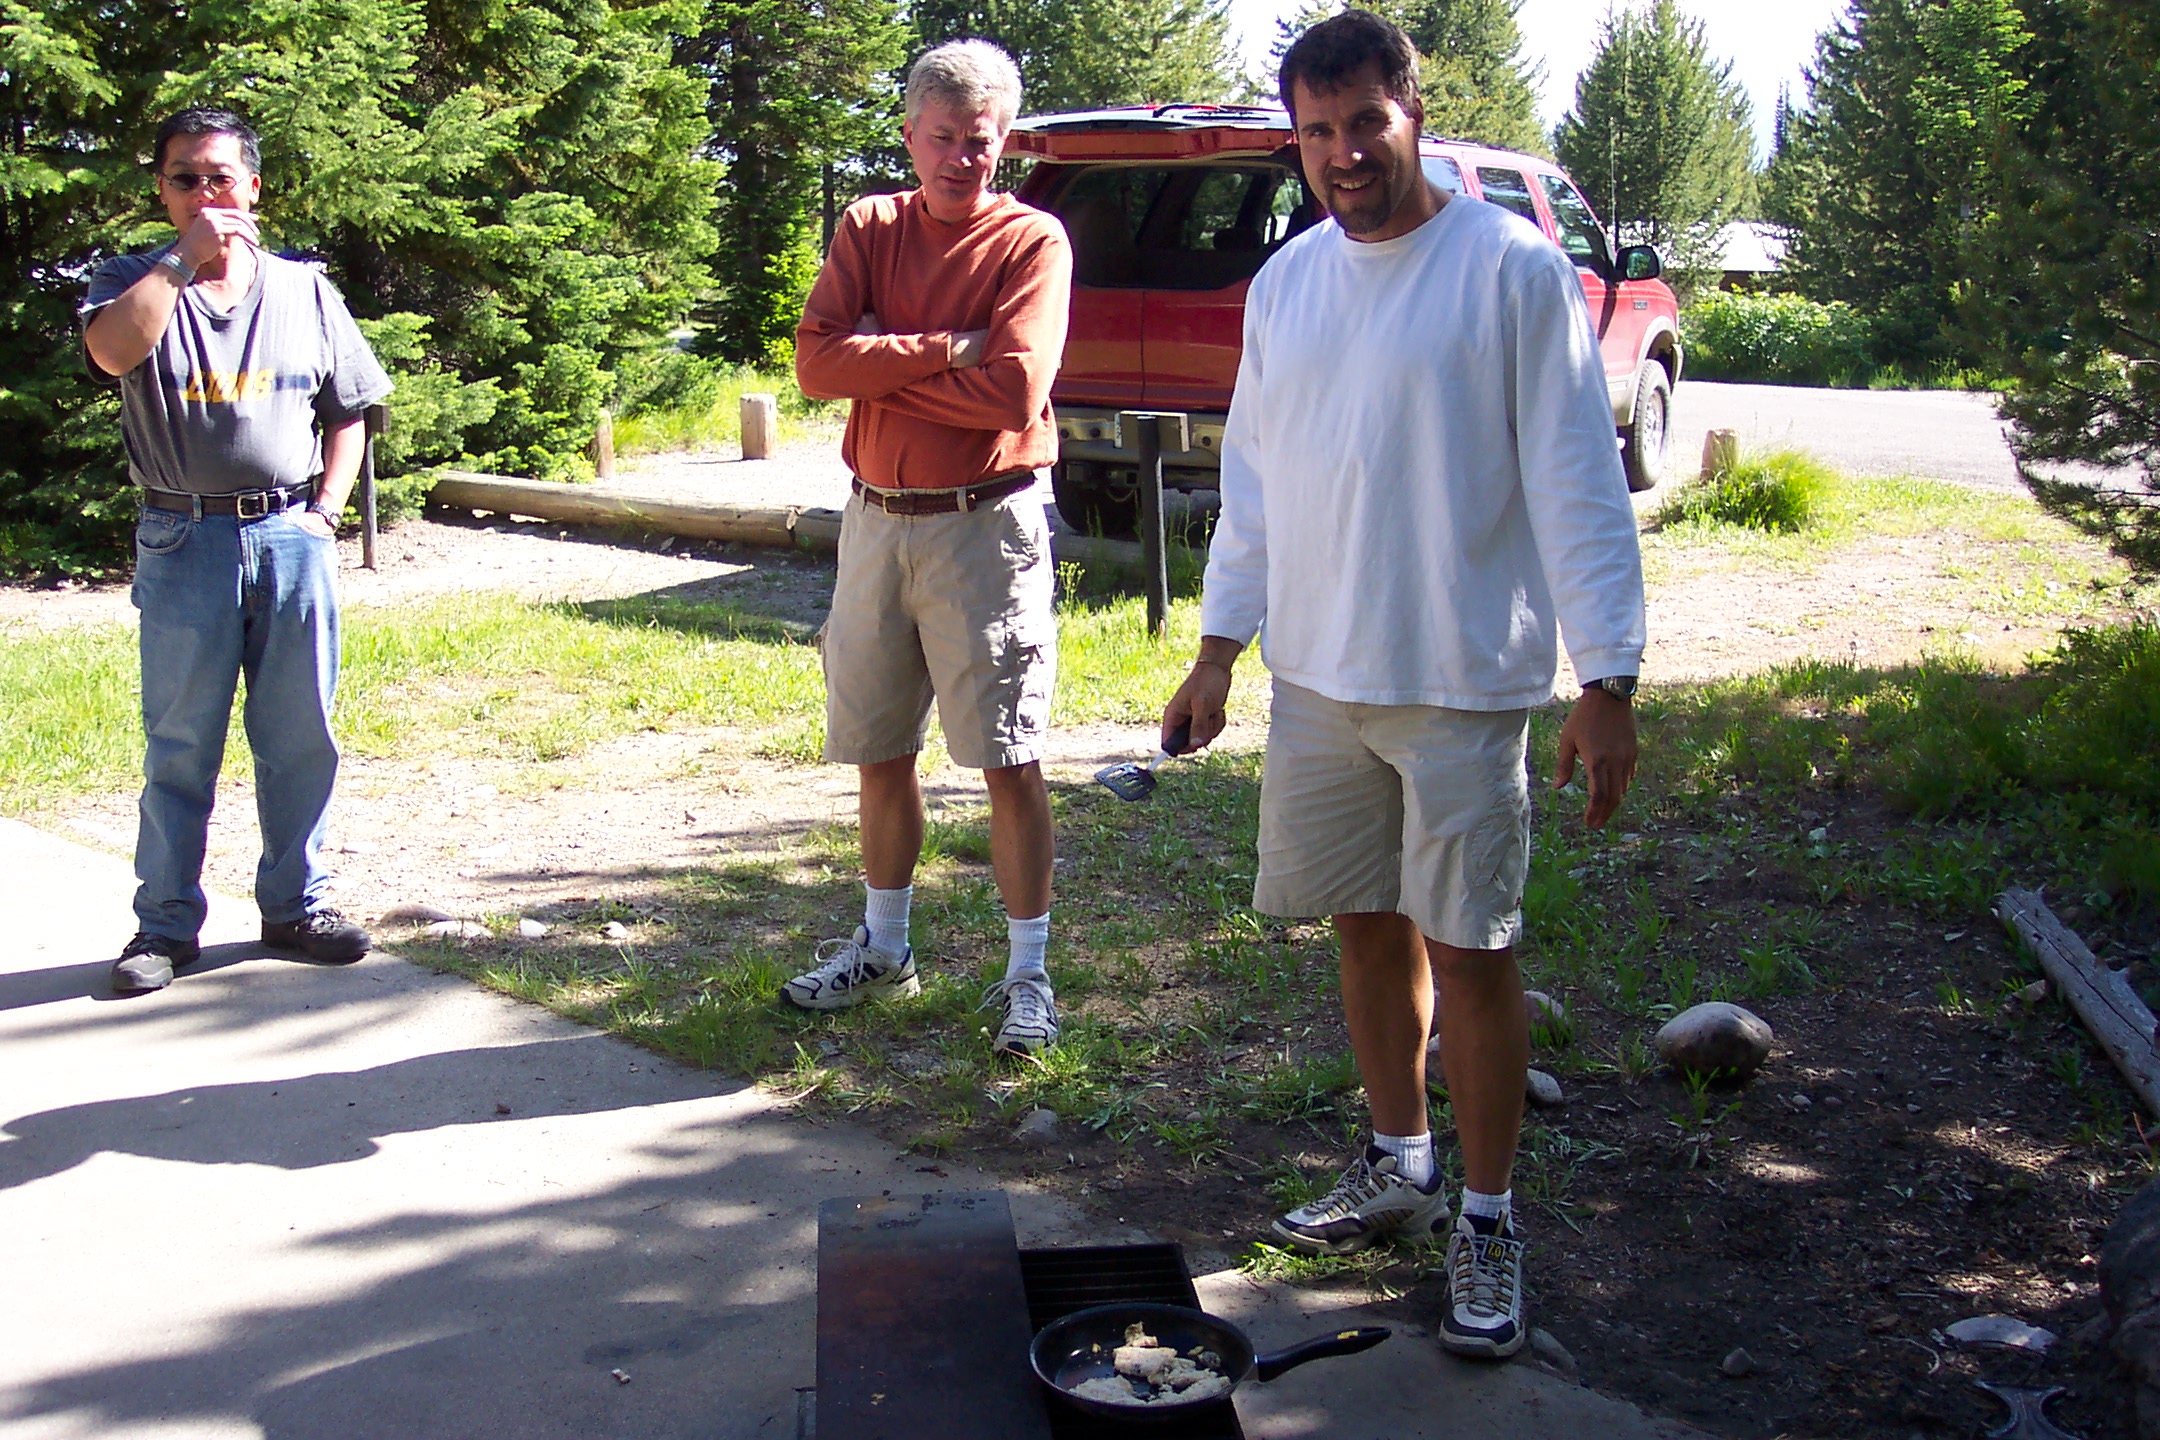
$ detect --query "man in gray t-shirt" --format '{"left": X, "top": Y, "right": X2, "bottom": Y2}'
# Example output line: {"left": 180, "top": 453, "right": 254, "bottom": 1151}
{"left": 81, "top": 106, "right": 393, "bottom": 994}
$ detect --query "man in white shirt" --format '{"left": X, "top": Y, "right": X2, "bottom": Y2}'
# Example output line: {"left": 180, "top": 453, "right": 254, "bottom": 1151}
{"left": 1161, "top": 10, "right": 1646, "bottom": 1360}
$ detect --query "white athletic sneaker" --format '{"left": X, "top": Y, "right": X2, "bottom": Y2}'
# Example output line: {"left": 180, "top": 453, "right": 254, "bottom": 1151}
{"left": 1270, "top": 1145, "right": 1452, "bottom": 1256}
{"left": 781, "top": 926, "right": 919, "bottom": 1011}
{"left": 980, "top": 972, "right": 1059, "bottom": 1056}
{"left": 1438, "top": 1211, "right": 1527, "bottom": 1359}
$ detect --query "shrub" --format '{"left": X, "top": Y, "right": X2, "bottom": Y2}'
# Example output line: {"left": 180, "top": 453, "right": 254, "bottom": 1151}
{"left": 1683, "top": 291, "right": 1876, "bottom": 386}
{"left": 1653, "top": 449, "right": 1833, "bottom": 533}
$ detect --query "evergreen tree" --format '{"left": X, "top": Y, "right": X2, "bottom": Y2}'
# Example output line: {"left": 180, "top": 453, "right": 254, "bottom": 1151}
{"left": 1268, "top": 0, "right": 1545, "bottom": 154}
{"left": 1552, "top": 0, "right": 1754, "bottom": 287}
{"left": 916, "top": 0, "right": 1241, "bottom": 114}
{"left": 1769, "top": 0, "right": 2027, "bottom": 369}
{"left": 681, "top": 0, "right": 908, "bottom": 367}
{"left": 1961, "top": 0, "right": 2158, "bottom": 574}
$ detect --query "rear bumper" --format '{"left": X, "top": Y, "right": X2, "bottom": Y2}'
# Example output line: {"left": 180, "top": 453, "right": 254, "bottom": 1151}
{"left": 1053, "top": 405, "right": 1228, "bottom": 472}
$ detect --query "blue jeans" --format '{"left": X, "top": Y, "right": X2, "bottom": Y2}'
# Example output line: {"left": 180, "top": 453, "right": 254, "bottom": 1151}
{"left": 129, "top": 506, "right": 342, "bottom": 940}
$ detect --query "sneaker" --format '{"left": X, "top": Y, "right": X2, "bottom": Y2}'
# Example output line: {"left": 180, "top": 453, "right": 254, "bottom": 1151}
{"left": 111, "top": 932, "right": 201, "bottom": 994}
{"left": 1270, "top": 1145, "right": 1451, "bottom": 1256}
{"left": 782, "top": 926, "right": 919, "bottom": 1011}
{"left": 261, "top": 907, "right": 372, "bottom": 963}
{"left": 980, "top": 972, "right": 1058, "bottom": 1056}
{"left": 1438, "top": 1211, "right": 1527, "bottom": 1359}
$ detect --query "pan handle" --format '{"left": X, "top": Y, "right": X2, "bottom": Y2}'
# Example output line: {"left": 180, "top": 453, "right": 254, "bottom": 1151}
{"left": 1252, "top": 1326, "right": 1392, "bottom": 1382}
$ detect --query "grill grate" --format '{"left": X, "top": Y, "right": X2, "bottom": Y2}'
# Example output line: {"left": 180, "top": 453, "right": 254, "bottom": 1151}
{"left": 1018, "top": 1245, "right": 1245, "bottom": 1440}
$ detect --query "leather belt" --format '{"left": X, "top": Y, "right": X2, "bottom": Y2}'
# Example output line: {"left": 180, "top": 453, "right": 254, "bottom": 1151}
{"left": 851, "top": 472, "right": 1034, "bottom": 517}
{"left": 143, "top": 483, "right": 315, "bottom": 521}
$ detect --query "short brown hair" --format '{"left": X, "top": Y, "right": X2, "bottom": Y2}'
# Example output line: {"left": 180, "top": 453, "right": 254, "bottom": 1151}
{"left": 1277, "top": 10, "right": 1422, "bottom": 122}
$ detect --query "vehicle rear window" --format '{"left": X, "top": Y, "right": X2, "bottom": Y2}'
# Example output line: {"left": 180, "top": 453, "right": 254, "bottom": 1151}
{"left": 1421, "top": 156, "right": 1465, "bottom": 194}
{"left": 1474, "top": 167, "right": 1540, "bottom": 224}
{"left": 1537, "top": 174, "right": 1614, "bottom": 272}
{"left": 1049, "top": 162, "right": 1315, "bottom": 291}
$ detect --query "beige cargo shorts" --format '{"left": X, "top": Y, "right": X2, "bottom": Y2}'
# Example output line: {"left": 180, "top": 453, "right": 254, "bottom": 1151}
{"left": 821, "top": 484, "right": 1056, "bottom": 771}
{"left": 1253, "top": 678, "right": 1533, "bottom": 951}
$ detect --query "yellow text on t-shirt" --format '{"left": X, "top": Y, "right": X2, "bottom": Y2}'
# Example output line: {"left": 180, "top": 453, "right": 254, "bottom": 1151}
{"left": 180, "top": 370, "right": 277, "bottom": 403}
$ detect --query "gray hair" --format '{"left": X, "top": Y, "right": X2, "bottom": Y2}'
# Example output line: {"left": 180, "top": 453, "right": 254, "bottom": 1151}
{"left": 906, "top": 39, "right": 1023, "bottom": 131}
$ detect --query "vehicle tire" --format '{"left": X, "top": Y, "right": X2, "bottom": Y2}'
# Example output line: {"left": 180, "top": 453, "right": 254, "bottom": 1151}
{"left": 1051, "top": 460, "right": 1141, "bottom": 539}
{"left": 1620, "top": 362, "right": 1672, "bottom": 493}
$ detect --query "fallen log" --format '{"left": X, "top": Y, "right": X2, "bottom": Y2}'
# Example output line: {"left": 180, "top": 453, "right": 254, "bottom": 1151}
{"left": 1997, "top": 887, "right": 2160, "bottom": 1116}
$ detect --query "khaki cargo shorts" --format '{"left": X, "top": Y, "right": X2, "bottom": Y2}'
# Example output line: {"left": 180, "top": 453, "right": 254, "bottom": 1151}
{"left": 821, "top": 484, "right": 1056, "bottom": 770}
{"left": 1253, "top": 678, "right": 1532, "bottom": 951}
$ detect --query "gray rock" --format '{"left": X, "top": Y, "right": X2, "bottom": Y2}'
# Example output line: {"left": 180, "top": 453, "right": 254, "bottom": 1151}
{"left": 1526, "top": 1068, "right": 1566, "bottom": 1108}
{"left": 1720, "top": 1347, "right": 1756, "bottom": 1377}
{"left": 600, "top": 920, "right": 630, "bottom": 942}
{"left": 381, "top": 902, "right": 454, "bottom": 924}
{"left": 1525, "top": 989, "right": 1570, "bottom": 1036}
{"left": 1015, "top": 1107, "right": 1060, "bottom": 1143}
{"left": 1529, "top": 1327, "right": 1576, "bottom": 1375}
{"left": 516, "top": 918, "right": 551, "bottom": 940}
{"left": 425, "top": 919, "right": 491, "bottom": 941}
{"left": 1945, "top": 1315, "right": 2056, "bottom": 1351}
{"left": 2016, "top": 979, "right": 2050, "bottom": 1005}
{"left": 1655, "top": 1002, "right": 1774, "bottom": 1079}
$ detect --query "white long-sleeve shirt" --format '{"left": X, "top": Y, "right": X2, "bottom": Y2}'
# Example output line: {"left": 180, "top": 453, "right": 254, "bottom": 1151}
{"left": 1199, "top": 196, "right": 1647, "bottom": 710}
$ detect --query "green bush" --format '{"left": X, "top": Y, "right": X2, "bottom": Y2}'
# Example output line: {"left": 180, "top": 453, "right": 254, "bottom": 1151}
{"left": 1683, "top": 291, "right": 1877, "bottom": 386}
{"left": 1653, "top": 449, "right": 1833, "bottom": 533}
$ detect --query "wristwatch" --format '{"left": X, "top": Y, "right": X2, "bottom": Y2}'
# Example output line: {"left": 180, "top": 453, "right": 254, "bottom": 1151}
{"left": 157, "top": 250, "right": 196, "bottom": 285}
{"left": 1586, "top": 675, "right": 1638, "bottom": 701}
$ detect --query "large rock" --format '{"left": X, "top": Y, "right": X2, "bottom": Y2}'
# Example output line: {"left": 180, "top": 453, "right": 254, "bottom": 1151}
{"left": 2101, "top": 1174, "right": 2160, "bottom": 1436}
{"left": 1655, "top": 1002, "right": 1774, "bottom": 1079}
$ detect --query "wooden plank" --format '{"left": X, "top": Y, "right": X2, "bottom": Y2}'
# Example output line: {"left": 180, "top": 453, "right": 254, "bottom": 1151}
{"left": 1997, "top": 888, "right": 2160, "bottom": 1114}
{"left": 816, "top": 1191, "right": 1051, "bottom": 1440}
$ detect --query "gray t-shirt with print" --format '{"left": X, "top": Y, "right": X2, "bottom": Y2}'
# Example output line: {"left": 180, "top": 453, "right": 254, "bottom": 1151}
{"left": 81, "top": 248, "right": 393, "bottom": 496}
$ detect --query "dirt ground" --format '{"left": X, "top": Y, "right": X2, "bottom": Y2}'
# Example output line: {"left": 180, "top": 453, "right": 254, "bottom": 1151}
{"left": 7, "top": 491, "right": 2150, "bottom": 1439}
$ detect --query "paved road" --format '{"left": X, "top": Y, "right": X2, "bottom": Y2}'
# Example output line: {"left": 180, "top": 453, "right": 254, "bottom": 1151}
{"left": 1670, "top": 380, "right": 2022, "bottom": 490}
{"left": 0, "top": 820, "right": 1708, "bottom": 1440}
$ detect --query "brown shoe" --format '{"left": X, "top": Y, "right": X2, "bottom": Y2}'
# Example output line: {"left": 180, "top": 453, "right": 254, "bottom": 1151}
{"left": 261, "top": 907, "right": 371, "bottom": 963}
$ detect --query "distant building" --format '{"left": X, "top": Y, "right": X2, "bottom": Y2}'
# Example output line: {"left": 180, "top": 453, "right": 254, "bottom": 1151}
{"left": 1716, "top": 222, "right": 1788, "bottom": 291}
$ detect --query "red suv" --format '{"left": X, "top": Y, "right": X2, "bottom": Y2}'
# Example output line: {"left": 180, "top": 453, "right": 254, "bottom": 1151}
{"left": 1007, "top": 105, "right": 1684, "bottom": 536}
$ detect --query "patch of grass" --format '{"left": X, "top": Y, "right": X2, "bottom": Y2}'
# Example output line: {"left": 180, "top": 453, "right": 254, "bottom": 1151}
{"left": 1653, "top": 449, "right": 1833, "bottom": 535}
{"left": 612, "top": 365, "right": 840, "bottom": 456}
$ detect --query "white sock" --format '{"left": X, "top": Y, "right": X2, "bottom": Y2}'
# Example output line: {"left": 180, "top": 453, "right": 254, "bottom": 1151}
{"left": 863, "top": 883, "right": 911, "bottom": 957}
{"left": 1372, "top": 1131, "right": 1435, "bottom": 1187}
{"left": 1460, "top": 1187, "right": 1513, "bottom": 1229}
{"left": 1005, "top": 912, "right": 1049, "bottom": 980}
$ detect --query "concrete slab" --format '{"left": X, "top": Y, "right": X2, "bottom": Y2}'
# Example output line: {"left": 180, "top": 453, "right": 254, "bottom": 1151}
{"left": 0, "top": 817, "right": 1705, "bottom": 1440}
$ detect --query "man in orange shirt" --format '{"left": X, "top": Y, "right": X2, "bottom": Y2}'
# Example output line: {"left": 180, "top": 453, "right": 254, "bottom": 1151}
{"left": 788, "top": 39, "right": 1073, "bottom": 1056}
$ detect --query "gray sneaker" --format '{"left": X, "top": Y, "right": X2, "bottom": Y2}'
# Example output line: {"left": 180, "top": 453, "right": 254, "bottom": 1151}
{"left": 782, "top": 926, "right": 920, "bottom": 1011}
{"left": 111, "top": 932, "right": 201, "bottom": 994}
{"left": 1270, "top": 1145, "right": 1451, "bottom": 1256}
{"left": 980, "top": 972, "right": 1058, "bottom": 1056}
{"left": 1438, "top": 1211, "right": 1527, "bottom": 1359}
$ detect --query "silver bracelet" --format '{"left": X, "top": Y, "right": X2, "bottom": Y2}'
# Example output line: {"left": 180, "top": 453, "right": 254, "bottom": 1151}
{"left": 157, "top": 250, "right": 196, "bottom": 285}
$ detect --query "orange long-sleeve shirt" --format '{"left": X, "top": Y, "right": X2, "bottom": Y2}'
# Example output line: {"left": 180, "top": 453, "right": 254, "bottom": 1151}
{"left": 795, "top": 189, "right": 1072, "bottom": 490}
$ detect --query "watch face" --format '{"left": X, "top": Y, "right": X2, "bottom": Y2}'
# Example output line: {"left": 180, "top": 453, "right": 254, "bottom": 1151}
{"left": 1600, "top": 676, "right": 1638, "bottom": 699}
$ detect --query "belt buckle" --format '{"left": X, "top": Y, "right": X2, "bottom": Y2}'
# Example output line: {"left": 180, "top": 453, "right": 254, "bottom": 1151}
{"left": 234, "top": 489, "right": 271, "bottom": 520}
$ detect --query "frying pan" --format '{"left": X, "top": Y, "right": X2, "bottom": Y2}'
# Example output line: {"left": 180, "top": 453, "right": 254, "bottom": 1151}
{"left": 1030, "top": 1301, "right": 1390, "bottom": 1422}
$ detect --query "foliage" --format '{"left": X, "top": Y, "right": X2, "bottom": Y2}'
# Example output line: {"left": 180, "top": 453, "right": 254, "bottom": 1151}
{"left": 608, "top": 359, "right": 836, "bottom": 455}
{"left": 917, "top": 0, "right": 1241, "bottom": 114}
{"left": 1958, "top": 0, "right": 2160, "bottom": 578}
{"left": 1551, "top": 0, "right": 1754, "bottom": 289}
{"left": 1769, "top": 0, "right": 2029, "bottom": 370}
{"left": 1652, "top": 449, "right": 1831, "bottom": 534}
{"left": 1268, "top": 0, "right": 1545, "bottom": 153}
{"left": 680, "top": 0, "right": 909, "bottom": 368}
{"left": 1682, "top": 291, "right": 1876, "bottom": 386}
{"left": 0, "top": 0, "right": 719, "bottom": 577}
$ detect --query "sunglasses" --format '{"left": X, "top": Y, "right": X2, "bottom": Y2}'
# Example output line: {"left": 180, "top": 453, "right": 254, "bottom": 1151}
{"left": 162, "top": 171, "right": 244, "bottom": 195}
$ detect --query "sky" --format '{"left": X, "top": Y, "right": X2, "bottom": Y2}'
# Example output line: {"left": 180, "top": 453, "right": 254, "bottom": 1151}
{"left": 1222, "top": 0, "right": 1853, "bottom": 161}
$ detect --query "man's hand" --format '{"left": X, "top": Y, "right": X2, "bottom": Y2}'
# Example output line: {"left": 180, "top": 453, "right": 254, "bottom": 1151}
{"left": 1553, "top": 688, "right": 1639, "bottom": 828}
{"left": 295, "top": 509, "right": 337, "bottom": 540}
{"left": 1162, "top": 637, "right": 1243, "bottom": 753}
{"left": 852, "top": 312, "right": 882, "bottom": 335}
{"left": 949, "top": 328, "right": 990, "bottom": 368}
{"left": 175, "top": 208, "right": 259, "bottom": 271}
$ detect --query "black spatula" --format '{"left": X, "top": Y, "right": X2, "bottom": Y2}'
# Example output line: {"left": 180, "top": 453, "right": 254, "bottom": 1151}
{"left": 1094, "top": 720, "right": 1192, "bottom": 802}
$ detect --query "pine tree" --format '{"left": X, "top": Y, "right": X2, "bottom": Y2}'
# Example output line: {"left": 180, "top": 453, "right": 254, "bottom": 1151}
{"left": 681, "top": 0, "right": 908, "bottom": 367}
{"left": 1961, "top": 0, "right": 2158, "bottom": 574}
{"left": 1770, "top": 0, "right": 2027, "bottom": 369}
{"left": 1552, "top": 0, "right": 1754, "bottom": 288}
{"left": 915, "top": 0, "right": 1241, "bottom": 113}
{"left": 1268, "top": 0, "right": 1545, "bottom": 154}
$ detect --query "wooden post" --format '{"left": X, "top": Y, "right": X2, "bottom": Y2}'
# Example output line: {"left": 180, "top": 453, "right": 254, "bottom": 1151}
{"left": 594, "top": 407, "right": 615, "bottom": 482}
{"left": 1117, "top": 410, "right": 1191, "bottom": 639}
{"left": 741, "top": 393, "right": 778, "bottom": 460}
{"left": 1998, "top": 888, "right": 2160, "bottom": 1115}
{"left": 360, "top": 403, "right": 383, "bottom": 571}
{"left": 1700, "top": 428, "right": 1739, "bottom": 481}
